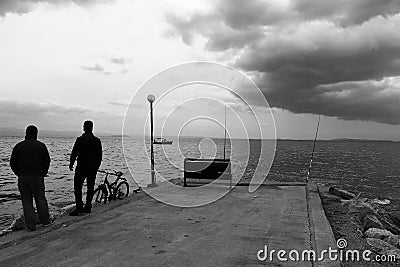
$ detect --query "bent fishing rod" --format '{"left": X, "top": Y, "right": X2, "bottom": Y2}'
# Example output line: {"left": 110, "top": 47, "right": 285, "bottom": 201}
{"left": 306, "top": 115, "right": 321, "bottom": 183}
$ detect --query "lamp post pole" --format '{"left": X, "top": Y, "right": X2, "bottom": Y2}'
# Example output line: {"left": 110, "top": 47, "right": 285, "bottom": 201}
{"left": 147, "top": 94, "right": 157, "bottom": 187}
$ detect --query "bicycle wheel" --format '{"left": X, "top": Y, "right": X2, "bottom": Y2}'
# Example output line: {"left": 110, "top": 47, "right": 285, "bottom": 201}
{"left": 115, "top": 181, "right": 129, "bottom": 200}
{"left": 93, "top": 187, "right": 108, "bottom": 204}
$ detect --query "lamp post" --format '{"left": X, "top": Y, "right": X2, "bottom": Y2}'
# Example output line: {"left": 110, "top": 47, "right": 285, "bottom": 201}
{"left": 147, "top": 94, "right": 157, "bottom": 187}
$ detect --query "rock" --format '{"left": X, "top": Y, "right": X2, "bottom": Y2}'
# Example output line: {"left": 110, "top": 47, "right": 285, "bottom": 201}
{"left": 385, "top": 249, "right": 400, "bottom": 260}
{"left": 386, "top": 235, "right": 400, "bottom": 248}
{"left": 364, "top": 228, "right": 400, "bottom": 248}
{"left": 0, "top": 228, "right": 12, "bottom": 237}
{"left": 376, "top": 210, "right": 400, "bottom": 235}
{"left": 9, "top": 211, "right": 56, "bottom": 231}
{"left": 365, "top": 228, "right": 392, "bottom": 239}
{"left": 320, "top": 192, "right": 342, "bottom": 202}
{"left": 328, "top": 186, "right": 356, "bottom": 200}
{"left": 367, "top": 237, "right": 395, "bottom": 250}
{"left": 367, "top": 237, "right": 394, "bottom": 251}
{"left": 344, "top": 198, "right": 376, "bottom": 216}
{"left": 382, "top": 220, "right": 400, "bottom": 236}
{"left": 363, "top": 215, "right": 384, "bottom": 231}
{"left": 366, "top": 238, "right": 400, "bottom": 259}
{"left": 10, "top": 215, "right": 25, "bottom": 231}
{"left": 388, "top": 214, "right": 400, "bottom": 228}
{"left": 60, "top": 203, "right": 76, "bottom": 215}
{"left": 369, "top": 198, "right": 391, "bottom": 205}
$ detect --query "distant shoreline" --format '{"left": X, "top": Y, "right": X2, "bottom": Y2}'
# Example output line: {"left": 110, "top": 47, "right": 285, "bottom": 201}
{"left": 1, "top": 127, "right": 399, "bottom": 142}
{"left": 0, "top": 134, "right": 399, "bottom": 143}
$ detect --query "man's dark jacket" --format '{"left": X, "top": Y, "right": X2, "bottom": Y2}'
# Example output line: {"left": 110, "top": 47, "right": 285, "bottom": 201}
{"left": 10, "top": 139, "right": 51, "bottom": 177}
{"left": 70, "top": 133, "right": 102, "bottom": 171}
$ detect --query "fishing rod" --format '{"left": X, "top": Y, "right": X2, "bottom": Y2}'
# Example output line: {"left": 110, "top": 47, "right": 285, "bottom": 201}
{"left": 223, "top": 104, "right": 227, "bottom": 160}
{"left": 306, "top": 115, "right": 321, "bottom": 183}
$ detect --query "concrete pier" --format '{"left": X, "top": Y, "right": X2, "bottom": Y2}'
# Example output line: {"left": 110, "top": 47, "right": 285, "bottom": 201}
{"left": 0, "top": 182, "right": 339, "bottom": 266}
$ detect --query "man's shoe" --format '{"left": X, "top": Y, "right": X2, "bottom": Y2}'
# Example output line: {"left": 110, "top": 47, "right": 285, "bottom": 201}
{"left": 69, "top": 209, "right": 81, "bottom": 216}
{"left": 83, "top": 206, "right": 91, "bottom": 214}
{"left": 42, "top": 216, "right": 55, "bottom": 227}
{"left": 43, "top": 221, "right": 55, "bottom": 227}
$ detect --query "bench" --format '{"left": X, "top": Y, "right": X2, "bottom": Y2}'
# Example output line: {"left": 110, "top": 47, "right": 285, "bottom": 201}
{"left": 183, "top": 158, "right": 232, "bottom": 187}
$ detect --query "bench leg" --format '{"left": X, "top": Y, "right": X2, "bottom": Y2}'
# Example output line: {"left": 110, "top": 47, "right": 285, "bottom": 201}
{"left": 184, "top": 177, "right": 187, "bottom": 187}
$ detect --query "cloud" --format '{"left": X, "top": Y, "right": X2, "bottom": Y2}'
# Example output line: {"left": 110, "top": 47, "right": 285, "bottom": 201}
{"left": 0, "top": 0, "right": 31, "bottom": 16}
{"left": 81, "top": 63, "right": 105, "bottom": 73}
{"left": 108, "top": 100, "right": 130, "bottom": 107}
{"left": 0, "top": 0, "right": 112, "bottom": 16}
{"left": 0, "top": 98, "right": 123, "bottom": 132}
{"left": 315, "top": 78, "right": 400, "bottom": 124}
{"left": 110, "top": 56, "right": 131, "bottom": 65}
{"left": 166, "top": 0, "right": 400, "bottom": 124}
{"left": 0, "top": 98, "right": 87, "bottom": 116}
{"left": 80, "top": 54, "right": 131, "bottom": 75}
{"left": 167, "top": 0, "right": 400, "bottom": 35}
{"left": 292, "top": 0, "right": 400, "bottom": 27}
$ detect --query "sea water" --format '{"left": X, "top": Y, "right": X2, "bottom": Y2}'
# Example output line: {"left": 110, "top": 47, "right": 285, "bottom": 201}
{"left": 1, "top": 136, "right": 400, "bottom": 229}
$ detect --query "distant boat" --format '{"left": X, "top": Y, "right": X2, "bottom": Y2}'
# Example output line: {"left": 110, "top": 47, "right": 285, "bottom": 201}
{"left": 154, "top": 137, "right": 173, "bottom": 145}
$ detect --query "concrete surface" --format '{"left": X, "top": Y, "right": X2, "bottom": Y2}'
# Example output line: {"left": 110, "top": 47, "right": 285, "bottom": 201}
{"left": 307, "top": 184, "right": 341, "bottom": 267}
{"left": 0, "top": 182, "right": 339, "bottom": 266}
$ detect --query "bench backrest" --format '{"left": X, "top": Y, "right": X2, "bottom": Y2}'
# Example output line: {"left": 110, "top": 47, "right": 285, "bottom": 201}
{"left": 184, "top": 158, "right": 231, "bottom": 180}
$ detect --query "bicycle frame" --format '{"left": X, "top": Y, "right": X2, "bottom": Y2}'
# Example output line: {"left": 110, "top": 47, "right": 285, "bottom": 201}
{"left": 97, "top": 170, "right": 128, "bottom": 201}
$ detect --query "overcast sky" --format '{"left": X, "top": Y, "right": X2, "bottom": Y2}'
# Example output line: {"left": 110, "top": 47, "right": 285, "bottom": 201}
{"left": 1, "top": 0, "right": 400, "bottom": 139}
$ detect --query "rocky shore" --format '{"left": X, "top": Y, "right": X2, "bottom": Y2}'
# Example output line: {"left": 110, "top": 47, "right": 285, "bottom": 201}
{"left": 0, "top": 203, "right": 76, "bottom": 237}
{"left": 320, "top": 186, "right": 400, "bottom": 267}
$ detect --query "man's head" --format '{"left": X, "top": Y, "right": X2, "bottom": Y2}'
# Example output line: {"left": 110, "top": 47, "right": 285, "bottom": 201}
{"left": 83, "top": 120, "right": 93, "bottom": 133}
{"left": 25, "top": 125, "right": 38, "bottom": 140}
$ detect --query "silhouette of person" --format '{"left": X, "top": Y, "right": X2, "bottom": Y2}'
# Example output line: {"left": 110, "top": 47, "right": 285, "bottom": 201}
{"left": 10, "top": 125, "right": 52, "bottom": 231}
{"left": 69, "top": 120, "right": 102, "bottom": 216}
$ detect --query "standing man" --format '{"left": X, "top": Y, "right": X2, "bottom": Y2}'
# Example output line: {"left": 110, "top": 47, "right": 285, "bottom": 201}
{"left": 10, "top": 125, "right": 52, "bottom": 231}
{"left": 69, "top": 120, "right": 102, "bottom": 216}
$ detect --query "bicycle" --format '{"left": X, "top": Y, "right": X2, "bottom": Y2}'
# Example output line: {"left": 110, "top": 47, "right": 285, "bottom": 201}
{"left": 93, "top": 169, "right": 130, "bottom": 204}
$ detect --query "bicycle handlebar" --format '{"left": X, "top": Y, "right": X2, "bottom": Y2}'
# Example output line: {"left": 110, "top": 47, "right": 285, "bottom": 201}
{"left": 98, "top": 169, "right": 123, "bottom": 176}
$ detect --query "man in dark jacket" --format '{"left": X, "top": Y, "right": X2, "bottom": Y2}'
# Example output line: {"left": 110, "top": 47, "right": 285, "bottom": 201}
{"left": 10, "top": 125, "right": 51, "bottom": 231}
{"left": 69, "top": 120, "right": 102, "bottom": 215}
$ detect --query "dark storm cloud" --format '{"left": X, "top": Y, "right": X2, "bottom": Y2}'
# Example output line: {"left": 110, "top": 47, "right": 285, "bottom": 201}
{"left": 166, "top": 0, "right": 400, "bottom": 124}
{"left": 0, "top": 0, "right": 111, "bottom": 16}
{"left": 0, "top": 0, "right": 31, "bottom": 16}
{"left": 215, "top": 0, "right": 400, "bottom": 28}
{"left": 315, "top": 79, "right": 400, "bottom": 124}
{"left": 292, "top": 0, "right": 400, "bottom": 26}
{"left": 167, "top": 0, "right": 400, "bottom": 35}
